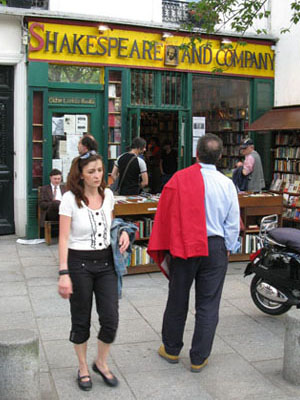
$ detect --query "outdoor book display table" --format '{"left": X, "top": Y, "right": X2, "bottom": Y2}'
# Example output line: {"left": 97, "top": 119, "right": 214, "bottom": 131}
{"left": 234, "top": 192, "right": 283, "bottom": 261}
{"left": 114, "top": 193, "right": 283, "bottom": 274}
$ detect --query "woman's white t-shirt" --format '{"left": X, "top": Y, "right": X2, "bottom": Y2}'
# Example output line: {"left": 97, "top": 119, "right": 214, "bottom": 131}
{"left": 59, "top": 188, "right": 115, "bottom": 251}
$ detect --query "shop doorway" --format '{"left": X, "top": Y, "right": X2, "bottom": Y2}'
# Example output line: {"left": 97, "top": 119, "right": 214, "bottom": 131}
{"left": 128, "top": 109, "right": 189, "bottom": 193}
{"left": 141, "top": 110, "right": 183, "bottom": 193}
{"left": 0, "top": 66, "right": 14, "bottom": 234}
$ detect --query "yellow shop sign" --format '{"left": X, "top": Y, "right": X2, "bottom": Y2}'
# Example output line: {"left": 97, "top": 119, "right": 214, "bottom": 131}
{"left": 28, "top": 20, "right": 274, "bottom": 78}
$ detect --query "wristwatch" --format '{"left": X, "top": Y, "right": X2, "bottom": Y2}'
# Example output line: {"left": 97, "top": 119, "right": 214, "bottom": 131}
{"left": 59, "top": 269, "right": 69, "bottom": 276}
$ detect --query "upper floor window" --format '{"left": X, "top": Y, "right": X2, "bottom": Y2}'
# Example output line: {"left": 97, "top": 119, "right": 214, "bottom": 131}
{"left": 131, "top": 70, "right": 155, "bottom": 106}
{"left": 48, "top": 65, "right": 101, "bottom": 84}
{"left": 4, "top": 0, "right": 48, "bottom": 9}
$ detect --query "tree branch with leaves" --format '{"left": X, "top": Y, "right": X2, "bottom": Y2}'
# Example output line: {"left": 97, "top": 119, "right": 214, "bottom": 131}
{"left": 184, "top": 0, "right": 300, "bottom": 36}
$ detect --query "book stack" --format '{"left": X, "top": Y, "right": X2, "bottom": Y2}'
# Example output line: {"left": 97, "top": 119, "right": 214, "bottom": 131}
{"left": 283, "top": 208, "right": 300, "bottom": 220}
{"left": 244, "top": 234, "right": 262, "bottom": 254}
{"left": 132, "top": 218, "right": 154, "bottom": 238}
{"left": 274, "top": 146, "right": 300, "bottom": 158}
{"left": 130, "top": 245, "right": 154, "bottom": 266}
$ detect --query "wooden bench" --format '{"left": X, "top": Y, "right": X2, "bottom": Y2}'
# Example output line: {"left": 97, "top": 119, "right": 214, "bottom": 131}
{"left": 37, "top": 187, "right": 59, "bottom": 245}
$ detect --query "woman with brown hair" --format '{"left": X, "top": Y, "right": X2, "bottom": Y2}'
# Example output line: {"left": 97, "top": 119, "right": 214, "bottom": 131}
{"left": 58, "top": 151, "right": 129, "bottom": 391}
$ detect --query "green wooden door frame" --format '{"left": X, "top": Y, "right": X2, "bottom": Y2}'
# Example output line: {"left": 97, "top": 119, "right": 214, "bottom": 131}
{"left": 250, "top": 78, "right": 274, "bottom": 187}
{"left": 46, "top": 90, "right": 103, "bottom": 183}
{"left": 27, "top": 61, "right": 104, "bottom": 238}
{"left": 127, "top": 108, "right": 141, "bottom": 144}
{"left": 103, "top": 67, "right": 127, "bottom": 177}
{"left": 178, "top": 110, "right": 191, "bottom": 170}
{"left": 123, "top": 70, "right": 192, "bottom": 170}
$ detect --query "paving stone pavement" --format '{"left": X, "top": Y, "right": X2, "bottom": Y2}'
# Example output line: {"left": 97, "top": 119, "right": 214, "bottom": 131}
{"left": 1, "top": 235, "right": 300, "bottom": 400}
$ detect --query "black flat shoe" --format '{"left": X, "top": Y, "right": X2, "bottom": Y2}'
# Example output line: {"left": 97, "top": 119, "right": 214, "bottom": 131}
{"left": 77, "top": 370, "right": 92, "bottom": 391}
{"left": 92, "top": 362, "right": 119, "bottom": 387}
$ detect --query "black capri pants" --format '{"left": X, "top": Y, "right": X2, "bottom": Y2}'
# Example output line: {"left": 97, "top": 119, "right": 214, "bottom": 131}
{"left": 68, "top": 247, "right": 118, "bottom": 345}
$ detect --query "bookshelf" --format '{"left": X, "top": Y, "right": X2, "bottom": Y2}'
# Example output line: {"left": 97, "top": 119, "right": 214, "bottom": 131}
{"left": 270, "top": 131, "right": 300, "bottom": 226}
{"left": 107, "top": 71, "right": 122, "bottom": 174}
{"left": 114, "top": 196, "right": 160, "bottom": 274}
{"left": 114, "top": 194, "right": 283, "bottom": 270}
{"left": 194, "top": 106, "right": 249, "bottom": 173}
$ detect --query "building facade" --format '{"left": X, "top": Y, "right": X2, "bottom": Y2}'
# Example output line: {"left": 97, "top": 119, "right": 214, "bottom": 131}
{"left": 0, "top": 0, "right": 282, "bottom": 237}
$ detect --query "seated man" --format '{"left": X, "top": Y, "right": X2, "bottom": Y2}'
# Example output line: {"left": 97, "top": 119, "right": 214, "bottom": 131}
{"left": 39, "top": 169, "right": 66, "bottom": 231}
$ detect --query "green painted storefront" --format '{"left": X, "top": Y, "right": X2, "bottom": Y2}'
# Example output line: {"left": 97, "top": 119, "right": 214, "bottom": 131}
{"left": 26, "top": 51, "right": 274, "bottom": 239}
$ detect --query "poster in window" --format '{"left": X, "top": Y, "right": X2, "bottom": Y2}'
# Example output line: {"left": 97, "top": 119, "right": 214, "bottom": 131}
{"left": 67, "top": 133, "right": 82, "bottom": 156}
{"left": 108, "top": 84, "right": 116, "bottom": 98}
{"left": 52, "top": 158, "right": 63, "bottom": 172}
{"left": 192, "top": 137, "right": 199, "bottom": 157}
{"left": 52, "top": 117, "right": 64, "bottom": 136}
{"left": 193, "top": 117, "right": 205, "bottom": 137}
{"left": 64, "top": 114, "right": 76, "bottom": 134}
{"left": 62, "top": 156, "right": 73, "bottom": 182}
{"left": 59, "top": 140, "right": 67, "bottom": 157}
{"left": 76, "top": 115, "right": 88, "bottom": 135}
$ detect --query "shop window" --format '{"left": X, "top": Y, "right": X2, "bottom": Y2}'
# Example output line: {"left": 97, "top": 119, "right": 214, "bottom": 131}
{"left": 51, "top": 113, "right": 91, "bottom": 182}
{"left": 32, "top": 91, "right": 44, "bottom": 189}
{"left": 48, "top": 65, "right": 101, "bottom": 84}
{"left": 131, "top": 70, "right": 154, "bottom": 106}
{"left": 161, "top": 72, "right": 182, "bottom": 106}
{"left": 192, "top": 75, "right": 250, "bottom": 174}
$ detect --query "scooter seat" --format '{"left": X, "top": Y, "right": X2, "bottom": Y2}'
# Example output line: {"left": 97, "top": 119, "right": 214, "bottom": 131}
{"left": 268, "top": 228, "right": 300, "bottom": 253}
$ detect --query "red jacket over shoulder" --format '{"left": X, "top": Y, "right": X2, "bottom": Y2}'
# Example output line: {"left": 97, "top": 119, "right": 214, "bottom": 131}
{"left": 147, "top": 163, "right": 208, "bottom": 278}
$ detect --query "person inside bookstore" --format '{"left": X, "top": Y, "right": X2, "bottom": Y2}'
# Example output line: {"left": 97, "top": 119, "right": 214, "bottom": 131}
{"left": 78, "top": 134, "right": 98, "bottom": 156}
{"left": 236, "top": 138, "right": 265, "bottom": 192}
{"left": 111, "top": 137, "right": 148, "bottom": 195}
{"left": 146, "top": 136, "right": 161, "bottom": 193}
{"left": 39, "top": 169, "right": 66, "bottom": 231}
{"left": 58, "top": 151, "right": 130, "bottom": 391}
{"left": 148, "top": 133, "right": 240, "bottom": 373}
{"left": 160, "top": 140, "right": 177, "bottom": 189}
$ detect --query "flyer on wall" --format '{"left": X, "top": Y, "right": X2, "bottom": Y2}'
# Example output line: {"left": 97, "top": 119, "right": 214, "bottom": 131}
{"left": 192, "top": 116, "right": 206, "bottom": 156}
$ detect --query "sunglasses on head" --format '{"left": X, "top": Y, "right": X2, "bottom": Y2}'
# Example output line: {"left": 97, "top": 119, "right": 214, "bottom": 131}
{"left": 80, "top": 150, "right": 97, "bottom": 160}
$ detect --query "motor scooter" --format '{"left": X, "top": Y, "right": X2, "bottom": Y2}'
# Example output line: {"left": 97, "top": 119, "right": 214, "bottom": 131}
{"left": 244, "top": 214, "right": 300, "bottom": 315}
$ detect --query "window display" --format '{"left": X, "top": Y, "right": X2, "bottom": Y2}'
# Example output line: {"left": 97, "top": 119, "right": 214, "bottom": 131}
{"left": 192, "top": 76, "right": 250, "bottom": 175}
{"left": 51, "top": 113, "right": 91, "bottom": 181}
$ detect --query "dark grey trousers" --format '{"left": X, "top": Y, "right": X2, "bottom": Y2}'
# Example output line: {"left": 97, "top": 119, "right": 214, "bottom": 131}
{"left": 162, "top": 236, "right": 228, "bottom": 365}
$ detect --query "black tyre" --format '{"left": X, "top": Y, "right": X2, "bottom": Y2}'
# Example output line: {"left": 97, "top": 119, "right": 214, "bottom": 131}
{"left": 250, "top": 275, "right": 292, "bottom": 316}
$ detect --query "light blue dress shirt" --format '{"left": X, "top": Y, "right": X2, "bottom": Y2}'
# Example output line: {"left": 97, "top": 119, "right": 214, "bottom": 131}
{"left": 199, "top": 163, "right": 240, "bottom": 251}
